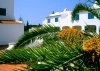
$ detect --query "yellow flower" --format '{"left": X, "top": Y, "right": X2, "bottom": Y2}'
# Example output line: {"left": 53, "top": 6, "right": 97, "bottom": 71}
{"left": 82, "top": 38, "right": 100, "bottom": 51}
{"left": 58, "top": 28, "right": 86, "bottom": 45}
{"left": 82, "top": 37, "right": 100, "bottom": 61}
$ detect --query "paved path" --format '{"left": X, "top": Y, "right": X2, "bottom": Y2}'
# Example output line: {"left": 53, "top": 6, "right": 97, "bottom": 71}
{"left": 0, "top": 49, "right": 27, "bottom": 71}
{"left": 0, "top": 64, "right": 27, "bottom": 71}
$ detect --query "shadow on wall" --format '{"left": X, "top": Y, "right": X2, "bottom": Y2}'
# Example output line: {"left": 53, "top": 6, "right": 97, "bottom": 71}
{"left": 72, "top": 26, "right": 82, "bottom": 30}
{"left": 62, "top": 25, "right": 96, "bottom": 33}
{"left": 62, "top": 26, "right": 82, "bottom": 30}
{"left": 62, "top": 26, "right": 70, "bottom": 29}
{"left": 85, "top": 25, "right": 96, "bottom": 33}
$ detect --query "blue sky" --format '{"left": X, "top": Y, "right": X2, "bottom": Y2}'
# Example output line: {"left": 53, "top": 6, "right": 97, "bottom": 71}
{"left": 14, "top": 0, "right": 89, "bottom": 25}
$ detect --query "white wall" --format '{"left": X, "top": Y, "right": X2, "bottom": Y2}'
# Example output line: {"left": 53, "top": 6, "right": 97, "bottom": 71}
{"left": 0, "top": 0, "right": 14, "bottom": 20}
{"left": 43, "top": 11, "right": 100, "bottom": 27}
{"left": 72, "top": 12, "right": 100, "bottom": 26}
{"left": 0, "top": 23, "right": 24, "bottom": 45}
{"left": 46, "top": 16, "right": 61, "bottom": 27}
{"left": 43, "top": 11, "right": 73, "bottom": 28}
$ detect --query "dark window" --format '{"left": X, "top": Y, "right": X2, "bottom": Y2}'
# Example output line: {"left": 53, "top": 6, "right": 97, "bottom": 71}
{"left": 85, "top": 25, "right": 96, "bottom": 33}
{"left": 0, "top": 8, "right": 6, "bottom": 16}
{"left": 74, "top": 14, "right": 79, "bottom": 20}
{"left": 88, "top": 13, "right": 94, "bottom": 19}
{"left": 72, "top": 26, "right": 82, "bottom": 30}
{"left": 55, "top": 17, "right": 58, "bottom": 22}
{"left": 48, "top": 19, "right": 50, "bottom": 23}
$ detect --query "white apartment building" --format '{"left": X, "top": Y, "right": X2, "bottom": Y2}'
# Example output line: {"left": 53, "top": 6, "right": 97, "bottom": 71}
{"left": 0, "top": 0, "right": 24, "bottom": 45}
{"left": 43, "top": 4, "right": 100, "bottom": 34}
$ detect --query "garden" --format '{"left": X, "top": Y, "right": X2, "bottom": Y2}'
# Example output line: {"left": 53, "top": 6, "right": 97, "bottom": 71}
{"left": 0, "top": 25, "right": 100, "bottom": 71}
{"left": 0, "top": 0, "right": 100, "bottom": 71}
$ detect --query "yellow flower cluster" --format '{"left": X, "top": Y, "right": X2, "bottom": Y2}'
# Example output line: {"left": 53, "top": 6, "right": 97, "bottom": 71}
{"left": 82, "top": 37, "right": 100, "bottom": 55}
{"left": 58, "top": 28, "right": 86, "bottom": 45}
{"left": 82, "top": 37, "right": 100, "bottom": 62}
{"left": 82, "top": 37, "right": 100, "bottom": 56}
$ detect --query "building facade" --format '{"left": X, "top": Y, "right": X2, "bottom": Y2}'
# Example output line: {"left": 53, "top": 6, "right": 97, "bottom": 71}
{"left": 0, "top": 0, "right": 14, "bottom": 20}
{"left": 43, "top": 4, "right": 100, "bottom": 34}
{"left": 0, "top": 0, "right": 24, "bottom": 45}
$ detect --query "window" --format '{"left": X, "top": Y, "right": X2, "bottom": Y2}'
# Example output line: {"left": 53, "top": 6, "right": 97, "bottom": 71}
{"left": 55, "top": 17, "right": 58, "bottom": 22}
{"left": 88, "top": 13, "right": 94, "bottom": 19}
{"left": 48, "top": 19, "right": 50, "bottom": 23}
{"left": 74, "top": 14, "right": 79, "bottom": 20}
{"left": 85, "top": 25, "right": 96, "bottom": 33}
{"left": 0, "top": 8, "right": 6, "bottom": 16}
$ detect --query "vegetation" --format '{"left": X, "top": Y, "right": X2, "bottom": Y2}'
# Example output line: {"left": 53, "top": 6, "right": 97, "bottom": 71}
{"left": 19, "top": 17, "right": 24, "bottom": 21}
{"left": 0, "top": 25, "right": 100, "bottom": 70}
{"left": 25, "top": 21, "right": 30, "bottom": 31}
{"left": 52, "top": 11, "right": 55, "bottom": 14}
{"left": 24, "top": 24, "right": 42, "bottom": 31}
{"left": 0, "top": 41, "right": 84, "bottom": 71}
{"left": 58, "top": 28, "right": 86, "bottom": 47}
{"left": 0, "top": 0, "right": 100, "bottom": 71}
{"left": 24, "top": 22, "right": 42, "bottom": 32}
{"left": 15, "top": 26, "right": 60, "bottom": 48}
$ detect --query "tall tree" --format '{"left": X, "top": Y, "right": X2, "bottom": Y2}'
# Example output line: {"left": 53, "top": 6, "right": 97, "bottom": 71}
{"left": 19, "top": 16, "right": 23, "bottom": 21}
{"left": 52, "top": 11, "right": 55, "bottom": 14}
{"left": 26, "top": 20, "right": 30, "bottom": 31}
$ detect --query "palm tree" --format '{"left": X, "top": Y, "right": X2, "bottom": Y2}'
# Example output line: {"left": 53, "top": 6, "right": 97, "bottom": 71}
{"left": 72, "top": 0, "right": 100, "bottom": 21}
{"left": 0, "top": 41, "right": 88, "bottom": 71}
{"left": 0, "top": 27, "right": 99, "bottom": 70}
{"left": 14, "top": 25, "right": 60, "bottom": 48}
{"left": 1, "top": 38, "right": 99, "bottom": 71}
{"left": 1, "top": 1, "right": 100, "bottom": 70}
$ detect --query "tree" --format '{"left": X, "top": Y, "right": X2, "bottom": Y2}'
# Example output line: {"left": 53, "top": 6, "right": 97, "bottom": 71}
{"left": 1, "top": 28, "right": 99, "bottom": 70}
{"left": 26, "top": 21, "right": 29, "bottom": 28}
{"left": 24, "top": 21, "right": 30, "bottom": 31}
{"left": 38, "top": 23, "right": 42, "bottom": 27}
{"left": 71, "top": 0, "right": 100, "bottom": 21}
{"left": 52, "top": 11, "right": 55, "bottom": 14}
{"left": 86, "top": 0, "right": 97, "bottom": 3}
{"left": 14, "top": 26, "right": 60, "bottom": 48}
{"left": 19, "top": 16, "right": 23, "bottom": 21}
{"left": 0, "top": 41, "right": 85, "bottom": 71}
{"left": 1, "top": 26, "right": 100, "bottom": 70}
{"left": 1, "top": 1, "right": 100, "bottom": 69}
{"left": 71, "top": 0, "right": 100, "bottom": 70}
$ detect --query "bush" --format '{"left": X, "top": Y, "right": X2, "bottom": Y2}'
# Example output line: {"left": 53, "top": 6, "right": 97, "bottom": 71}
{"left": 58, "top": 28, "right": 86, "bottom": 46}
{"left": 82, "top": 37, "right": 100, "bottom": 58}
{"left": 82, "top": 37, "right": 100, "bottom": 69}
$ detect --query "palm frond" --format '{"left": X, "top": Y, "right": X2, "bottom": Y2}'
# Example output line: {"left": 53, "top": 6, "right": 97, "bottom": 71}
{"left": 14, "top": 26, "right": 60, "bottom": 48}
{"left": 0, "top": 40, "right": 98, "bottom": 70}
{"left": 72, "top": 3, "right": 100, "bottom": 21}
{"left": 87, "top": 0, "right": 100, "bottom": 7}
{"left": 96, "top": 0, "right": 100, "bottom": 6}
{"left": 0, "top": 41, "right": 85, "bottom": 70}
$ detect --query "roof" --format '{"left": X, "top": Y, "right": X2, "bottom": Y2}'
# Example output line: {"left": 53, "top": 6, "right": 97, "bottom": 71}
{"left": 0, "top": 20, "right": 23, "bottom": 24}
{"left": 46, "top": 15, "right": 61, "bottom": 18}
{"left": 46, "top": 10, "right": 72, "bottom": 18}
